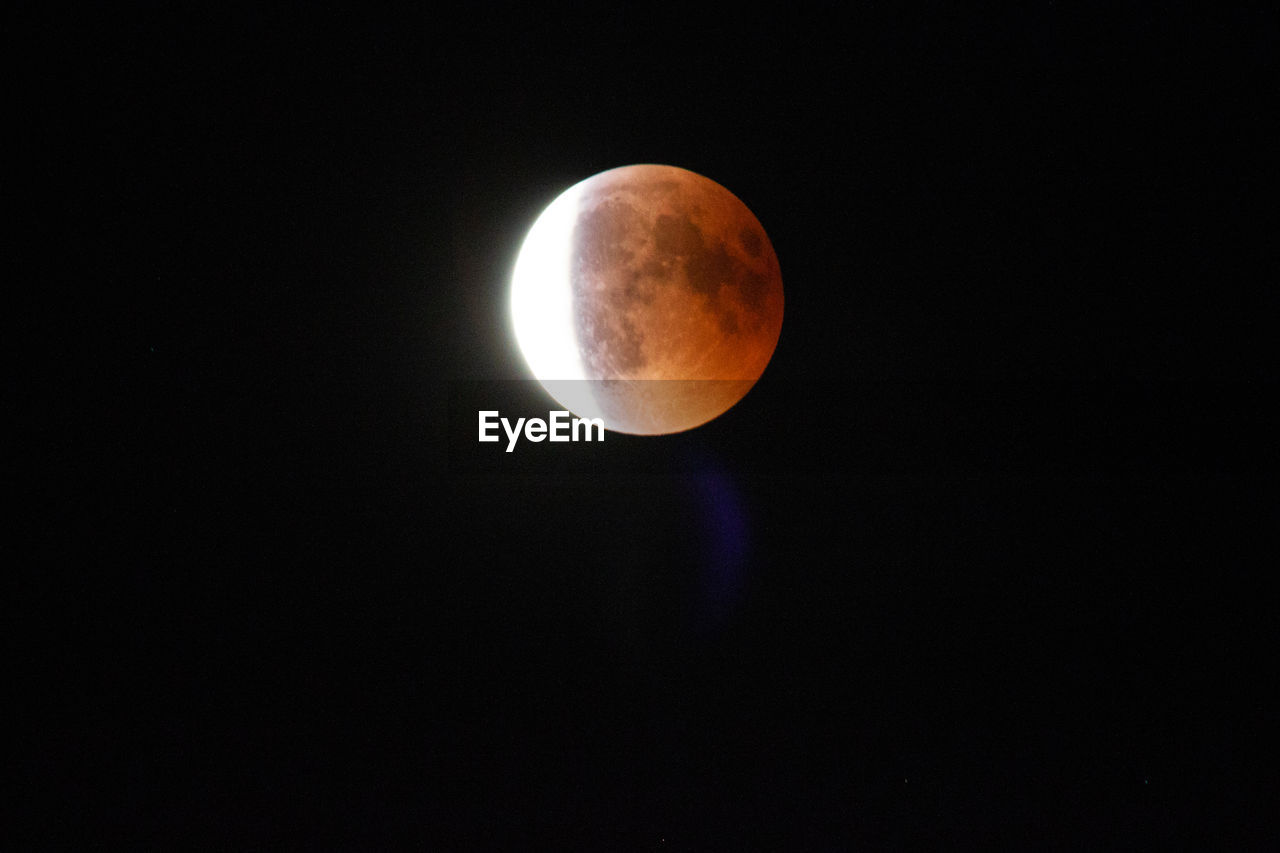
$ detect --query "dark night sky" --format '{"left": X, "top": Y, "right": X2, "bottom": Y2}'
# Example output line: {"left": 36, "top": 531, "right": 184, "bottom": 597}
{"left": 16, "top": 5, "right": 1277, "bottom": 848}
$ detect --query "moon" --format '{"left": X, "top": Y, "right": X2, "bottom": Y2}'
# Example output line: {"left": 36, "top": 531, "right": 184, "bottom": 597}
{"left": 510, "top": 164, "right": 784, "bottom": 435}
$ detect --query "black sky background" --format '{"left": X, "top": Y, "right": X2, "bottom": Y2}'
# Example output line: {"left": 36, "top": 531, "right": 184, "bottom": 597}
{"left": 16, "top": 4, "right": 1277, "bottom": 848}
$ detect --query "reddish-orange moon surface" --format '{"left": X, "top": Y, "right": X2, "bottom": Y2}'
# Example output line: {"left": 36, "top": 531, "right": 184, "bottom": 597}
{"left": 510, "top": 164, "right": 784, "bottom": 435}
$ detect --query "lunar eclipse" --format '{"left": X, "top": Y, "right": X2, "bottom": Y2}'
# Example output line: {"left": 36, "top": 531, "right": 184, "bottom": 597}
{"left": 511, "top": 164, "right": 784, "bottom": 435}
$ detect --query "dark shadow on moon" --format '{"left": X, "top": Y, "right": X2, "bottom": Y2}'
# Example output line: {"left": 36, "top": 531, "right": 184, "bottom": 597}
{"left": 570, "top": 184, "right": 776, "bottom": 381}
{"left": 738, "top": 226, "right": 764, "bottom": 258}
